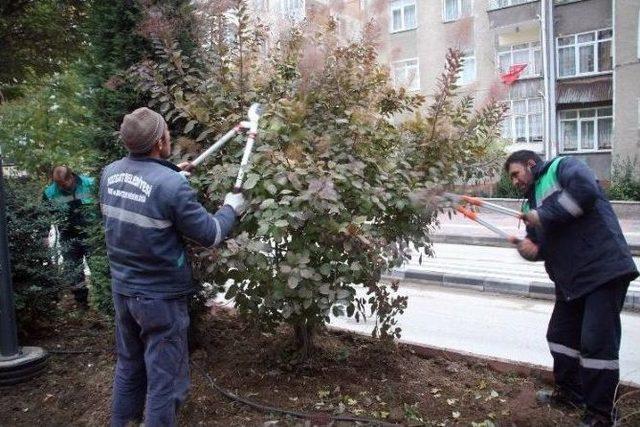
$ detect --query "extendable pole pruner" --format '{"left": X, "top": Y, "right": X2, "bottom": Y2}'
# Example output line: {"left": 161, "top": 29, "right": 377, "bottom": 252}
{"left": 442, "top": 193, "right": 522, "bottom": 244}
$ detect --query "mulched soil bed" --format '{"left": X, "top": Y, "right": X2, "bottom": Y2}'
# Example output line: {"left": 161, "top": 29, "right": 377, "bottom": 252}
{"left": 1, "top": 300, "right": 638, "bottom": 426}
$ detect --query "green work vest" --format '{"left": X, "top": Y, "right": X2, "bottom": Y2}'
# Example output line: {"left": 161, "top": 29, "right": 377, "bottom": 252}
{"left": 522, "top": 157, "right": 565, "bottom": 213}
{"left": 43, "top": 175, "right": 95, "bottom": 206}
{"left": 43, "top": 175, "right": 96, "bottom": 235}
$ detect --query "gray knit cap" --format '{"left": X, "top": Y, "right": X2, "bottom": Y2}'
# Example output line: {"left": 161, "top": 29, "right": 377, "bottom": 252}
{"left": 119, "top": 107, "right": 166, "bottom": 154}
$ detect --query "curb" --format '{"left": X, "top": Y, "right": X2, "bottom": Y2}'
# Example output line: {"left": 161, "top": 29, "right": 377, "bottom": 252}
{"left": 431, "top": 234, "right": 640, "bottom": 257}
{"left": 328, "top": 325, "right": 640, "bottom": 393}
{"left": 384, "top": 271, "right": 640, "bottom": 311}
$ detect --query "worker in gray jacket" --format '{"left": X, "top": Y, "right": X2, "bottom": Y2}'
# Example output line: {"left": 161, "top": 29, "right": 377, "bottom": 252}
{"left": 100, "top": 107, "right": 246, "bottom": 427}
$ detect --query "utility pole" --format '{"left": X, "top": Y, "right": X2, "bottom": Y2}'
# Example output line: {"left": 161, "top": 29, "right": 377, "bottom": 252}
{"left": 0, "top": 154, "right": 48, "bottom": 386}
{"left": 541, "top": 0, "right": 557, "bottom": 160}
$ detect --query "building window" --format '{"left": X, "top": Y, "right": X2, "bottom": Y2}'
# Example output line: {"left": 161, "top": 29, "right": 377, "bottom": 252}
{"left": 458, "top": 52, "right": 476, "bottom": 85}
{"left": 557, "top": 29, "right": 612, "bottom": 78}
{"left": 390, "top": 0, "right": 417, "bottom": 32}
{"left": 498, "top": 42, "right": 542, "bottom": 78}
{"left": 443, "top": 0, "right": 472, "bottom": 22}
{"left": 272, "top": 0, "right": 305, "bottom": 21}
{"left": 489, "top": 0, "right": 536, "bottom": 9}
{"left": 502, "top": 98, "right": 543, "bottom": 143}
{"left": 392, "top": 58, "right": 420, "bottom": 91}
{"left": 559, "top": 107, "right": 613, "bottom": 152}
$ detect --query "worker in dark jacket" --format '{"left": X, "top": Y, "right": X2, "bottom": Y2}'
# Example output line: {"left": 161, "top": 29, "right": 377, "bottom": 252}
{"left": 43, "top": 165, "right": 96, "bottom": 306}
{"left": 505, "top": 150, "right": 638, "bottom": 427}
{"left": 101, "top": 107, "right": 246, "bottom": 427}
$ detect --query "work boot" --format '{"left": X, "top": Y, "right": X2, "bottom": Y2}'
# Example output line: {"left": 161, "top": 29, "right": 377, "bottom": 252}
{"left": 71, "top": 285, "right": 89, "bottom": 311}
{"left": 577, "top": 410, "right": 618, "bottom": 427}
{"left": 536, "top": 387, "right": 585, "bottom": 410}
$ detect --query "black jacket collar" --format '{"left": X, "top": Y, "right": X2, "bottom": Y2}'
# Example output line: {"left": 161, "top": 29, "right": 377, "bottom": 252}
{"left": 127, "top": 154, "right": 181, "bottom": 172}
{"left": 532, "top": 159, "right": 554, "bottom": 180}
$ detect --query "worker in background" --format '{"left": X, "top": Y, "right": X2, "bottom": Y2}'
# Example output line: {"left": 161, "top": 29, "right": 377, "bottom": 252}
{"left": 43, "top": 165, "right": 95, "bottom": 308}
{"left": 505, "top": 150, "right": 638, "bottom": 427}
{"left": 101, "top": 107, "right": 246, "bottom": 427}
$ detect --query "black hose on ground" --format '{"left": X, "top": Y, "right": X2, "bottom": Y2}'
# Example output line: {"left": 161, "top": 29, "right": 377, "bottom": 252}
{"left": 193, "top": 360, "right": 402, "bottom": 427}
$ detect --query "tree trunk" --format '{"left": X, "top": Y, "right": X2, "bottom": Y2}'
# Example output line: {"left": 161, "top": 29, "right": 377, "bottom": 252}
{"left": 293, "top": 319, "right": 315, "bottom": 363}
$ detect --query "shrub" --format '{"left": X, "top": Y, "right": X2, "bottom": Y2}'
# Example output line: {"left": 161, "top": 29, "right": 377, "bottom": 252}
{"left": 86, "top": 221, "right": 113, "bottom": 316}
{"left": 494, "top": 171, "right": 522, "bottom": 199}
{"left": 607, "top": 157, "right": 640, "bottom": 201}
{"left": 127, "top": 2, "right": 506, "bottom": 360}
{"left": 4, "top": 178, "right": 68, "bottom": 336}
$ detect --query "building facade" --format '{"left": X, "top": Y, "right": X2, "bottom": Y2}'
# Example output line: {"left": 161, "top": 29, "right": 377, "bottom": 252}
{"left": 248, "top": 0, "right": 639, "bottom": 180}
{"left": 613, "top": 0, "right": 640, "bottom": 167}
{"left": 379, "top": 0, "right": 639, "bottom": 180}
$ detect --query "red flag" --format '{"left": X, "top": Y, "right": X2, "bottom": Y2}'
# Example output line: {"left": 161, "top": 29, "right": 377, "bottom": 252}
{"left": 501, "top": 64, "right": 528, "bottom": 85}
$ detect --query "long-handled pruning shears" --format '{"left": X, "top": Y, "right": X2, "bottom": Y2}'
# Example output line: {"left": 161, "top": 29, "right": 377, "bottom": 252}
{"left": 442, "top": 193, "right": 522, "bottom": 244}
{"left": 184, "top": 103, "right": 264, "bottom": 192}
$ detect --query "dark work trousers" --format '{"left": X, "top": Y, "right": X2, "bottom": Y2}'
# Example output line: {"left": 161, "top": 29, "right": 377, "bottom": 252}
{"left": 111, "top": 293, "right": 190, "bottom": 427}
{"left": 546, "top": 277, "right": 630, "bottom": 420}
{"left": 60, "top": 232, "right": 89, "bottom": 304}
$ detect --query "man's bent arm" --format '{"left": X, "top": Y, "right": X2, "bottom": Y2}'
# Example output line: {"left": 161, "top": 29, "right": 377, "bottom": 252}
{"left": 537, "top": 157, "right": 599, "bottom": 230}
{"left": 170, "top": 179, "right": 237, "bottom": 248}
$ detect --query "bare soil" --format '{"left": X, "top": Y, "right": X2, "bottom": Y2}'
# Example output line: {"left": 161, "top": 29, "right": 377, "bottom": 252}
{"left": 1, "top": 300, "right": 638, "bottom": 427}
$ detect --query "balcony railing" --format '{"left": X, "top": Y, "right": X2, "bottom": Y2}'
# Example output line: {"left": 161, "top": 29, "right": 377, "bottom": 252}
{"left": 488, "top": 0, "right": 538, "bottom": 10}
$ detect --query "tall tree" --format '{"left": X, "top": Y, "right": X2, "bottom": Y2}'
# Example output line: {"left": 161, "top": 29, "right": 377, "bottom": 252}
{"left": 0, "top": 0, "right": 86, "bottom": 100}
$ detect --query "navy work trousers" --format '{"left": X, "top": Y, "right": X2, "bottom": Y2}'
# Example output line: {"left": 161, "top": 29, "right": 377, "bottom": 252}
{"left": 111, "top": 293, "right": 190, "bottom": 427}
{"left": 547, "top": 277, "right": 630, "bottom": 420}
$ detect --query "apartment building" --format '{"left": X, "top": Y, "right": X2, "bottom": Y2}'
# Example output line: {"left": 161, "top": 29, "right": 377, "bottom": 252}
{"left": 613, "top": 0, "right": 640, "bottom": 166}
{"left": 246, "top": 0, "right": 639, "bottom": 179}
{"left": 380, "top": 0, "right": 640, "bottom": 180}
{"left": 249, "top": 0, "right": 366, "bottom": 40}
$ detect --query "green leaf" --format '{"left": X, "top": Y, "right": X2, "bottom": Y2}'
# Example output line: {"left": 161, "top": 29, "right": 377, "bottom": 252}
{"left": 259, "top": 199, "right": 275, "bottom": 209}
{"left": 274, "top": 219, "right": 288, "bottom": 227}
{"left": 225, "top": 284, "right": 238, "bottom": 299}
{"left": 184, "top": 120, "right": 197, "bottom": 134}
{"left": 243, "top": 173, "right": 260, "bottom": 190}
{"left": 346, "top": 304, "right": 355, "bottom": 317}
{"left": 319, "top": 284, "right": 331, "bottom": 295}
{"left": 196, "top": 128, "right": 215, "bottom": 142}
{"left": 336, "top": 289, "right": 350, "bottom": 300}
{"left": 287, "top": 275, "right": 299, "bottom": 289}
{"left": 300, "top": 268, "right": 314, "bottom": 279}
{"left": 265, "top": 183, "right": 278, "bottom": 195}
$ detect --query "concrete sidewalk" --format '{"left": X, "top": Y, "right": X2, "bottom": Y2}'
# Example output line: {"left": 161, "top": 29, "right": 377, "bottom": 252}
{"left": 432, "top": 209, "right": 640, "bottom": 255}
{"left": 389, "top": 242, "right": 640, "bottom": 310}
{"left": 330, "top": 283, "right": 640, "bottom": 385}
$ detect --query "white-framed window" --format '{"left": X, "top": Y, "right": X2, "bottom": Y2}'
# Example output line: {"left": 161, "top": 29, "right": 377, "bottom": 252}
{"left": 502, "top": 98, "right": 543, "bottom": 143}
{"left": 556, "top": 29, "right": 612, "bottom": 78}
{"left": 392, "top": 58, "right": 420, "bottom": 91}
{"left": 443, "top": 0, "right": 472, "bottom": 22}
{"left": 390, "top": 0, "right": 417, "bottom": 33}
{"left": 252, "top": 0, "right": 268, "bottom": 11}
{"left": 458, "top": 52, "right": 476, "bottom": 85}
{"left": 498, "top": 42, "right": 542, "bottom": 78}
{"left": 559, "top": 107, "right": 613, "bottom": 152}
{"left": 489, "top": 0, "right": 536, "bottom": 9}
{"left": 271, "top": 0, "right": 305, "bottom": 21}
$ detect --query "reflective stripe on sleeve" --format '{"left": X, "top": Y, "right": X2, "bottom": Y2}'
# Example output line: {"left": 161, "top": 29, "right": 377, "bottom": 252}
{"left": 101, "top": 204, "right": 172, "bottom": 229}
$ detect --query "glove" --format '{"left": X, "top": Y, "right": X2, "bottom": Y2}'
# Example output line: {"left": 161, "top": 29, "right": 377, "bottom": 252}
{"left": 224, "top": 192, "right": 247, "bottom": 216}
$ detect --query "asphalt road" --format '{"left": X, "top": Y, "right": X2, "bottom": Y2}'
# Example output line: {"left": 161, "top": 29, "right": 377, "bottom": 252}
{"left": 330, "top": 282, "right": 640, "bottom": 385}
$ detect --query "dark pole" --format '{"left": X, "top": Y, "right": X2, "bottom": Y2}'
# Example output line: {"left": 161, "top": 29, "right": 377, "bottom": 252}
{"left": 0, "top": 154, "right": 19, "bottom": 358}
{"left": 0, "top": 154, "right": 47, "bottom": 386}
